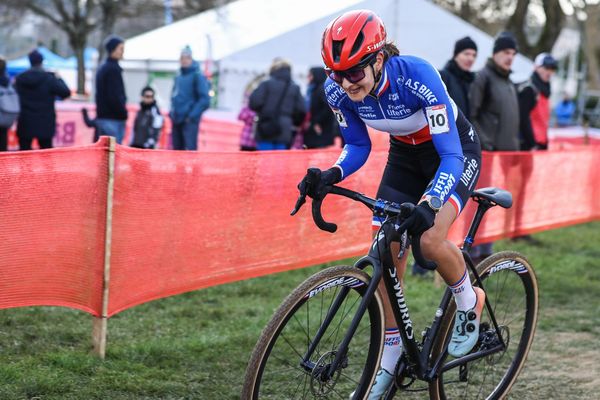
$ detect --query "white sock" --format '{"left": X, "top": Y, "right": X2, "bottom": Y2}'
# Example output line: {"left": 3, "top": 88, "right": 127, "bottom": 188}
{"left": 450, "top": 268, "right": 477, "bottom": 311}
{"left": 380, "top": 328, "right": 402, "bottom": 373}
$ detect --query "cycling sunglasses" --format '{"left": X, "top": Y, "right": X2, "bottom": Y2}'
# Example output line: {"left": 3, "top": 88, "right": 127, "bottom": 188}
{"left": 328, "top": 67, "right": 368, "bottom": 84}
{"left": 327, "top": 53, "right": 378, "bottom": 84}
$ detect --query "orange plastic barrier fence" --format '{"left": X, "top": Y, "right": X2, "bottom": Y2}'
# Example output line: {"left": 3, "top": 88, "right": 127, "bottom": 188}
{"left": 0, "top": 144, "right": 108, "bottom": 315}
{"left": 0, "top": 139, "right": 599, "bottom": 317}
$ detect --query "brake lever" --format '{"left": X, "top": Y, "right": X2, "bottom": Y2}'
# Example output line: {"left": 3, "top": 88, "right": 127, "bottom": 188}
{"left": 291, "top": 168, "right": 321, "bottom": 216}
{"left": 290, "top": 193, "right": 306, "bottom": 216}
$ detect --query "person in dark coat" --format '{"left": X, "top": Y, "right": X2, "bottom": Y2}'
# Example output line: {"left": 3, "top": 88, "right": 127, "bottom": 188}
{"left": 439, "top": 36, "right": 478, "bottom": 117}
{"left": 303, "top": 66, "right": 337, "bottom": 149}
{"left": 0, "top": 56, "right": 11, "bottom": 151}
{"left": 249, "top": 58, "right": 306, "bottom": 150}
{"left": 95, "top": 35, "right": 127, "bottom": 144}
{"left": 169, "top": 45, "right": 210, "bottom": 151}
{"left": 469, "top": 32, "right": 520, "bottom": 261}
{"left": 14, "top": 49, "right": 70, "bottom": 150}
{"left": 469, "top": 32, "right": 520, "bottom": 152}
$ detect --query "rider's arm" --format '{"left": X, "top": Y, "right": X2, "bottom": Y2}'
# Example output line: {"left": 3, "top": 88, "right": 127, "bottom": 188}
{"left": 406, "top": 58, "right": 464, "bottom": 204}
{"left": 325, "top": 81, "right": 371, "bottom": 180}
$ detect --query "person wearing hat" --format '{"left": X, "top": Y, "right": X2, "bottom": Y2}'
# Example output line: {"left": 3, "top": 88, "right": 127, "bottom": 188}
{"left": 469, "top": 31, "right": 520, "bottom": 152}
{"left": 468, "top": 31, "right": 520, "bottom": 262}
{"left": 439, "top": 36, "right": 478, "bottom": 117}
{"left": 169, "top": 45, "right": 210, "bottom": 150}
{"left": 95, "top": 35, "right": 127, "bottom": 143}
{"left": 517, "top": 53, "right": 558, "bottom": 151}
{"left": 510, "top": 53, "right": 558, "bottom": 246}
{"left": 14, "top": 49, "right": 70, "bottom": 150}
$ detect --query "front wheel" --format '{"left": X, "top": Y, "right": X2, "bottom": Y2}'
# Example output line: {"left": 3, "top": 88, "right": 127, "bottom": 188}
{"left": 242, "top": 265, "right": 385, "bottom": 399}
{"left": 429, "top": 251, "right": 539, "bottom": 400}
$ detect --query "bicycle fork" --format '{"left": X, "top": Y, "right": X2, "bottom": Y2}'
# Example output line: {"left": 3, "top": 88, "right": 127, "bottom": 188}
{"left": 300, "top": 265, "right": 383, "bottom": 381}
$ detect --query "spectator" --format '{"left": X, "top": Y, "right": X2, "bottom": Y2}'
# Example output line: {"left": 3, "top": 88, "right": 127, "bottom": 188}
{"left": 439, "top": 36, "right": 478, "bottom": 117}
{"left": 249, "top": 58, "right": 306, "bottom": 150}
{"left": 469, "top": 31, "right": 520, "bottom": 262}
{"left": 95, "top": 35, "right": 128, "bottom": 144}
{"left": 0, "top": 55, "right": 15, "bottom": 151}
{"left": 554, "top": 92, "right": 576, "bottom": 127}
{"left": 303, "top": 66, "right": 337, "bottom": 149}
{"left": 517, "top": 53, "right": 558, "bottom": 150}
{"left": 131, "top": 86, "right": 163, "bottom": 149}
{"left": 470, "top": 32, "right": 520, "bottom": 151}
{"left": 511, "top": 53, "right": 557, "bottom": 245}
{"left": 14, "top": 49, "right": 70, "bottom": 150}
{"left": 238, "top": 94, "right": 257, "bottom": 151}
{"left": 169, "top": 45, "right": 210, "bottom": 151}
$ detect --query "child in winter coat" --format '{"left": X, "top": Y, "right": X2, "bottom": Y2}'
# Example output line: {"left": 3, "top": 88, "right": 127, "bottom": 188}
{"left": 131, "top": 86, "right": 163, "bottom": 148}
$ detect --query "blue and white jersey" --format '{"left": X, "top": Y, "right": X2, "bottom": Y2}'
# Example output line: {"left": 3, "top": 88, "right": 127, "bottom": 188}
{"left": 325, "top": 55, "right": 474, "bottom": 204}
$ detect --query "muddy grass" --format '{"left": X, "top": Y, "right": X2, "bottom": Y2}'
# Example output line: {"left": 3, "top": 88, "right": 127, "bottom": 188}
{"left": 510, "top": 328, "right": 600, "bottom": 399}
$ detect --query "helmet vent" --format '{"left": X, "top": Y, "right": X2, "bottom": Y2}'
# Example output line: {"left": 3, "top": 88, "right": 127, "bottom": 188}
{"left": 350, "top": 31, "right": 364, "bottom": 58}
{"left": 332, "top": 39, "right": 344, "bottom": 63}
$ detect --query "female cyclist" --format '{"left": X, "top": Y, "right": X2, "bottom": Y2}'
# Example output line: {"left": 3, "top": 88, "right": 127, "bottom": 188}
{"left": 298, "top": 10, "right": 485, "bottom": 399}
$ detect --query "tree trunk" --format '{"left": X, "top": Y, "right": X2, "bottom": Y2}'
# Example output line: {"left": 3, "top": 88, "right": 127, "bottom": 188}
{"left": 583, "top": 5, "right": 600, "bottom": 90}
{"left": 75, "top": 45, "right": 86, "bottom": 96}
{"left": 533, "top": 0, "right": 565, "bottom": 56}
{"left": 505, "top": 0, "right": 532, "bottom": 55}
{"left": 69, "top": 34, "right": 87, "bottom": 95}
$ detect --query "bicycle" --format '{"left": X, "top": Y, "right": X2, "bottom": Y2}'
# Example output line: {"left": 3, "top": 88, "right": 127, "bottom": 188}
{"left": 242, "top": 168, "right": 539, "bottom": 399}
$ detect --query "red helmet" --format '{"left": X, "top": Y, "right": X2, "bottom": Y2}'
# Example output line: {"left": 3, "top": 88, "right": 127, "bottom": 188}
{"left": 321, "top": 10, "right": 387, "bottom": 71}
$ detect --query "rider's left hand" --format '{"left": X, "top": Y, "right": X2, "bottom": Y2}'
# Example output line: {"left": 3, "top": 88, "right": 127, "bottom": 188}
{"left": 297, "top": 167, "right": 342, "bottom": 199}
{"left": 398, "top": 202, "right": 437, "bottom": 236}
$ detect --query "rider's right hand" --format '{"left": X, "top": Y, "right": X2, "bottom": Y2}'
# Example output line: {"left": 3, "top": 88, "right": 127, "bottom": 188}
{"left": 297, "top": 167, "right": 342, "bottom": 199}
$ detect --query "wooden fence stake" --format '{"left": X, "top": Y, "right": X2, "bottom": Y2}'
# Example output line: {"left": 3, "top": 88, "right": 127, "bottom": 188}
{"left": 92, "top": 137, "right": 116, "bottom": 359}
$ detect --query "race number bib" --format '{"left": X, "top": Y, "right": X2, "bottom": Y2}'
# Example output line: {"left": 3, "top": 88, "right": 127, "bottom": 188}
{"left": 425, "top": 104, "right": 449, "bottom": 134}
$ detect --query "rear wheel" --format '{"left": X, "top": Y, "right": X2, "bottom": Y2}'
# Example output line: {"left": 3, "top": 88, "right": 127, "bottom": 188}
{"left": 242, "top": 265, "right": 385, "bottom": 399}
{"left": 429, "top": 251, "right": 539, "bottom": 399}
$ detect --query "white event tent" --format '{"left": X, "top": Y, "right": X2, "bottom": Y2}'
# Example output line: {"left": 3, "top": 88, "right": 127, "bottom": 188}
{"left": 123, "top": 0, "right": 533, "bottom": 113}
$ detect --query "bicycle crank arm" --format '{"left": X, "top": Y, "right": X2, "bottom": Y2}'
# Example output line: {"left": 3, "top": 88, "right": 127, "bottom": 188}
{"left": 439, "top": 343, "right": 505, "bottom": 374}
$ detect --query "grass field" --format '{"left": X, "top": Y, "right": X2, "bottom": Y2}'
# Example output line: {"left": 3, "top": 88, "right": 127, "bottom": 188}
{"left": 1, "top": 222, "right": 599, "bottom": 399}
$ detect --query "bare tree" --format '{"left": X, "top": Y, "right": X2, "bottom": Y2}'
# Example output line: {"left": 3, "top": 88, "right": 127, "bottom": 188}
{"left": 570, "top": 1, "right": 600, "bottom": 89}
{"left": 1, "top": 0, "right": 95, "bottom": 94}
{"left": 506, "top": 0, "right": 565, "bottom": 57}
{"left": 0, "top": 0, "right": 168, "bottom": 95}
{"left": 433, "top": 0, "right": 565, "bottom": 58}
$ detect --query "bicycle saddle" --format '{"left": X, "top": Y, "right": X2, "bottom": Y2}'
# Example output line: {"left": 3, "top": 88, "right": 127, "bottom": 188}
{"left": 470, "top": 187, "right": 513, "bottom": 208}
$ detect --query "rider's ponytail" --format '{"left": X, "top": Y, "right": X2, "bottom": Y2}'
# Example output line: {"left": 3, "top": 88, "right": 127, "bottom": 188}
{"left": 383, "top": 42, "right": 400, "bottom": 61}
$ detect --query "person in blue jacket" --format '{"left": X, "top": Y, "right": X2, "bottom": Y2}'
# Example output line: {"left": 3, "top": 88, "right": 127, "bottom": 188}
{"left": 298, "top": 10, "right": 485, "bottom": 398}
{"left": 169, "top": 45, "right": 210, "bottom": 150}
{"left": 554, "top": 93, "right": 576, "bottom": 127}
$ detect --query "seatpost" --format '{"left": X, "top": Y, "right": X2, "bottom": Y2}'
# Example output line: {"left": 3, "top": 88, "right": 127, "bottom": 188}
{"left": 462, "top": 200, "right": 493, "bottom": 252}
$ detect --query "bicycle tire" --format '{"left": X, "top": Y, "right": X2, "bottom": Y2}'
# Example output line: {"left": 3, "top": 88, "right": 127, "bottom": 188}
{"left": 428, "top": 251, "right": 539, "bottom": 400}
{"left": 242, "top": 265, "right": 385, "bottom": 400}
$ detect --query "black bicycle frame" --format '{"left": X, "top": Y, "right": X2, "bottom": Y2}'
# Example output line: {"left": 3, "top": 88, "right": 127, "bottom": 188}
{"left": 295, "top": 181, "right": 510, "bottom": 386}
